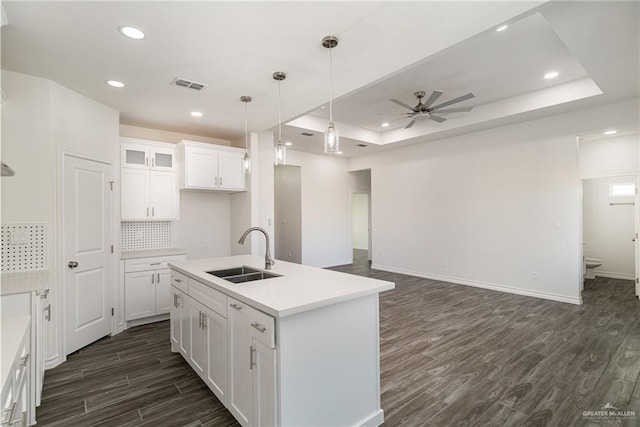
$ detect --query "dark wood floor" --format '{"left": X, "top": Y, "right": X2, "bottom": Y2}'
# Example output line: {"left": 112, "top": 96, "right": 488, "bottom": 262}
{"left": 38, "top": 252, "right": 640, "bottom": 426}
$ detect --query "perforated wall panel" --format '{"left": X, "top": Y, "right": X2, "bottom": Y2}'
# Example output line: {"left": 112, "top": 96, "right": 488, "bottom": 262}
{"left": 121, "top": 221, "right": 172, "bottom": 251}
{"left": 1, "top": 223, "right": 47, "bottom": 272}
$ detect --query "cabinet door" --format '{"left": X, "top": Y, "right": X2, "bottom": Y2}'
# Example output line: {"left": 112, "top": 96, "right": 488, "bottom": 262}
{"left": 121, "top": 143, "right": 149, "bottom": 169}
{"left": 149, "top": 171, "right": 178, "bottom": 220}
{"left": 121, "top": 168, "right": 150, "bottom": 220}
{"left": 227, "top": 300, "right": 253, "bottom": 427}
{"left": 179, "top": 292, "right": 190, "bottom": 357}
{"left": 189, "top": 299, "right": 207, "bottom": 377}
{"left": 170, "top": 287, "right": 181, "bottom": 351}
{"left": 218, "top": 151, "right": 245, "bottom": 191}
{"left": 185, "top": 147, "right": 218, "bottom": 189}
{"left": 252, "top": 339, "right": 277, "bottom": 427}
{"left": 206, "top": 309, "right": 227, "bottom": 405}
{"left": 150, "top": 148, "right": 175, "bottom": 171}
{"left": 155, "top": 270, "right": 172, "bottom": 315}
{"left": 124, "top": 272, "right": 155, "bottom": 321}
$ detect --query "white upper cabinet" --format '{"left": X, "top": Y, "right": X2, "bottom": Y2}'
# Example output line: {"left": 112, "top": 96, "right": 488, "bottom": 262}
{"left": 178, "top": 140, "right": 246, "bottom": 192}
{"left": 121, "top": 139, "right": 176, "bottom": 172}
{"left": 120, "top": 138, "right": 179, "bottom": 221}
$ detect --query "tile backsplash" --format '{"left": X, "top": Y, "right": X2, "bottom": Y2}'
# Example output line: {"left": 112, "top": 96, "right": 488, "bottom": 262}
{"left": 121, "top": 221, "right": 172, "bottom": 251}
{"left": 1, "top": 223, "right": 47, "bottom": 272}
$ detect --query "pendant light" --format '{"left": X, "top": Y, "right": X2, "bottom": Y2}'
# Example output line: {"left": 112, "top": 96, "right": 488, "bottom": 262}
{"left": 322, "top": 35, "right": 339, "bottom": 154}
{"left": 273, "top": 71, "right": 287, "bottom": 165}
{"left": 240, "top": 95, "right": 252, "bottom": 174}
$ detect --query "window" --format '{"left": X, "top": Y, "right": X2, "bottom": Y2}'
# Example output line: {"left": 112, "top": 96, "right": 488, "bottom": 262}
{"left": 609, "top": 183, "right": 635, "bottom": 197}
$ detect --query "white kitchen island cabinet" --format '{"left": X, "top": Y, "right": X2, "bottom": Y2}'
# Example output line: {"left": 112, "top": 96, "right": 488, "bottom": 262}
{"left": 169, "top": 255, "right": 394, "bottom": 427}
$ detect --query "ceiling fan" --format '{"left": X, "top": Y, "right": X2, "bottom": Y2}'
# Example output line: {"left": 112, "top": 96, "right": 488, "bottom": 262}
{"left": 387, "top": 90, "right": 475, "bottom": 129}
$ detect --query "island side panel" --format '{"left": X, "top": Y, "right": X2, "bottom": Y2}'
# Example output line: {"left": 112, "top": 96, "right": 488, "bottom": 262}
{"left": 277, "top": 293, "right": 384, "bottom": 426}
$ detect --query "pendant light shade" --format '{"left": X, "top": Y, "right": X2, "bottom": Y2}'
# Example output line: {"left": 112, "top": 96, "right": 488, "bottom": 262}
{"left": 240, "top": 95, "right": 252, "bottom": 174}
{"left": 273, "top": 71, "right": 287, "bottom": 165}
{"left": 322, "top": 35, "right": 340, "bottom": 154}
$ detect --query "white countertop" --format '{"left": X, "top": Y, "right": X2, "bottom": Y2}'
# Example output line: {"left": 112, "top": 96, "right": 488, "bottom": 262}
{"left": 1, "top": 315, "right": 30, "bottom": 391}
{"left": 1, "top": 270, "right": 49, "bottom": 295}
{"left": 121, "top": 248, "right": 187, "bottom": 260}
{"left": 169, "top": 255, "right": 395, "bottom": 318}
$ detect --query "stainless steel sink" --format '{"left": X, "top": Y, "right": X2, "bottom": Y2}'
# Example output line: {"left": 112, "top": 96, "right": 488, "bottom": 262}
{"left": 206, "top": 266, "right": 281, "bottom": 284}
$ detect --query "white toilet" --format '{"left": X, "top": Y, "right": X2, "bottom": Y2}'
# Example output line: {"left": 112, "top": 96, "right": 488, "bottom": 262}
{"left": 585, "top": 257, "right": 602, "bottom": 280}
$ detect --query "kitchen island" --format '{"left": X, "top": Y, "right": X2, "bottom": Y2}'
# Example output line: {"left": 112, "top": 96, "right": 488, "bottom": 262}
{"left": 169, "top": 255, "right": 394, "bottom": 427}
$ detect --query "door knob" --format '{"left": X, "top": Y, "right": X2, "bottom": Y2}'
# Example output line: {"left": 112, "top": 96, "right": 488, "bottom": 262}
{"left": 68, "top": 261, "right": 79, "bottom": 268}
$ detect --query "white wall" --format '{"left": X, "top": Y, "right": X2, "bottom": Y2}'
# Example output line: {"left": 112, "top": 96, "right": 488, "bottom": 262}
{"left": 274, "top": 165, "right": 302, "bottom": 263}
{"left": 1, "top": 71, "right": 120, "bottom": 367}
{"left": 286, "top": 150, "right": 352, "bottom": 268}
{"left": 174, "top": 191, "right": 231, "bottom": 259}
{"left": 120, "top": 124, "right": 230, "bottom": 146}
{"left": 349, "top": 98, "right": 640, "bottom": 304}
{"left": 230, "top": 132, "right": 258, "bottom": 255}
{"left": 583, "top": 176, "right": 635, "bottom": 279}
{"left": 579, "top": 132, "right": 639, "bottom": 178}
{"left": 352, "top": 193, "right": 369, "bottom": 250}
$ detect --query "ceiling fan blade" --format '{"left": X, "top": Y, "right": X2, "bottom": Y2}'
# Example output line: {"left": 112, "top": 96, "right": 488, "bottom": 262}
{"left": 374, "top": 112, "right": 412, "bottom": 116}
{"left": 389, "top": 99, "right": 415, "bottom": 111}
{"left": 430, "top": 107, "right": 473, "bottom": 114}
{"left": 430, "top": 93, "right": 475, "bottom": 110}
{"left": 405, "top": 120, "right": 417, "bottom": 129}
{"left": 422, "top": 90, "right": 444, "bottom": 108}
{"left": 429, "top": 115, "right": 447, "bottom": 123}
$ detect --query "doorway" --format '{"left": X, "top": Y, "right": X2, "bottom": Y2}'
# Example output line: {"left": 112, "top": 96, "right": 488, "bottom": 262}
{"left": 62, "top": 153, "right": 113, "bottom": 355}
{"left": 274, "top": 165, "right": 302, "bottom": 263}
{"left": 352, "top": 193, "right": 371, "bottom": 264}
{"left": 582, "top": 174, "right": 639, "bottom": 295}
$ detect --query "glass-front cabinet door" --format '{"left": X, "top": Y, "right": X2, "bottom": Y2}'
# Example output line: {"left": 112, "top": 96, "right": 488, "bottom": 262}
{"left": 151, "top": 148, "right": 175, "bottom": 171}
{"left": 122, "top": 143, "right": 149, "bottom": 169}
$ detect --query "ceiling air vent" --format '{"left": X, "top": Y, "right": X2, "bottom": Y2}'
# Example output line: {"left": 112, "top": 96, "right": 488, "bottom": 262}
{"left": 357, "top": 144, "right": 368, "bottom": 148}
{"left": 301, "top": 132, "right": 314, "bottom": 136}
{"left": 171, "top": 77, "right": 207, "bottom": 91}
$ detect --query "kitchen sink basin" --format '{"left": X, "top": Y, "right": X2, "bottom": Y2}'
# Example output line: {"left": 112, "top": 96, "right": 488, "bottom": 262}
{"left": 206, "top": 266, "right": 281, "bottom": 284}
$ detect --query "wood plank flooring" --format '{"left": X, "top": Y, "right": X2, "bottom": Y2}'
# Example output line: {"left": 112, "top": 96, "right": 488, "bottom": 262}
{"left": 38, "top": 252, "right": 640, "bottom": 426}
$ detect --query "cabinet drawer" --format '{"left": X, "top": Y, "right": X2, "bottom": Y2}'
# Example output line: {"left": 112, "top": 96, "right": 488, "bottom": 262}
{"left": 189, "top": 279, "right": 227, "bottom": 318}
{"left": 247, "top": 305, "right": 275, "bottom": 348}
{"left": 171, "top": 271, "right": 189, "bottom": 293}
{"left": 125, "top": 255, "right": 185, "bottom": 273}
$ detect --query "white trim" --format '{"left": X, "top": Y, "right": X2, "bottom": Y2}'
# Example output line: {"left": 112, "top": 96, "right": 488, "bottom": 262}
{"left": 311, "top": 259, "right": 353, "bottom": 269}
{"left": 371, "top": 264, "right": 583, "bottom": 305}
{"left": 580, "top": 171, "right": 640, "bottom": 180}
{"left": 594, "top": 271, "right": 635, "bottom": 281}
{"left": 357, "top": 409, "right": 384, "bottom": 427}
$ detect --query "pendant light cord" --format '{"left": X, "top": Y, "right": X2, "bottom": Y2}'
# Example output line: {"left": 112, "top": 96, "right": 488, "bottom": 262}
{"left": 278, "top": 80, "right": 282, "bottom": 143}
{"left": 329, "top": 45, "right": 334, "bottom": 124}
{"left": 244, "top": 101, "right": 249, "bottom": 150}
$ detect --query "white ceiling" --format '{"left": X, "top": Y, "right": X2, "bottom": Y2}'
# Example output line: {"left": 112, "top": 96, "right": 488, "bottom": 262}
{"left": 2, "top": 1, "right": 639, "bottom": 158}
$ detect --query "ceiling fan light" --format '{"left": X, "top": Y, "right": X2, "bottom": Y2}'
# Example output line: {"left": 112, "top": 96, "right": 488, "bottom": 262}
{"left": 324, "top": 122, "right": 340, "bottom": 153}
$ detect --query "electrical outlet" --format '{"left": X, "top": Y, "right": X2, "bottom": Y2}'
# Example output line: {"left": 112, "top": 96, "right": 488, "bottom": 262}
{"left": 381, "top": 252, "right": 386, "bottom": 259}
{"left": 135, "top": 230, "right": 143, "bottom": 240}
{"left": 441, "top": 259, "right": 446, "bottom": 268}
{"left": 288, "top": 251, "right": 292, "bottom": 258}
{"left": 532, "top": 271, "right": 538, "bottom": 280}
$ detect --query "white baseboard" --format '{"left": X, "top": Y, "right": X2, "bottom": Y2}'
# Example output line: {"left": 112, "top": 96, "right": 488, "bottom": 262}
{"left": 312, "top": 259, "right": 354, "bottom": 269}
{"left": 372, "top": 264, "right": 583, "bottom": 305}
{"left": 358, "top": 409, "right": 384, "bottom": 427}
{"left": 125, "top": 313, "right": 170, "bottom": 329}
{"left": 595, "top": 271, "right": 635, "bottom": 281}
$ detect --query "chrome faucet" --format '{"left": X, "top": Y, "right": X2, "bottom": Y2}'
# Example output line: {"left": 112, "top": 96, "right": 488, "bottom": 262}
{"left": 238, "top": 227, "right": 275, "bottom": 270}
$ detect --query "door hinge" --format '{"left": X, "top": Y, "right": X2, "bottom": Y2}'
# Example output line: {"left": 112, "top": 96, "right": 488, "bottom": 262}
{"left": 109, "top": 181, "right": 115, "bottom": 191}
{"left": 111, "top": 307, "right": 114, "bottom": 316}
{"left": 111, "top": 245, "right": 114, "bottom": 254}
{"left": 636, "top": 278, "right": 639, "bottom": 284}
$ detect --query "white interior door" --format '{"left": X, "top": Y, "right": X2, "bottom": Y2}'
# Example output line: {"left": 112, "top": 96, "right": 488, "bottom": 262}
{"left": 63, "top": 154, "right": 113, "bottom": 355}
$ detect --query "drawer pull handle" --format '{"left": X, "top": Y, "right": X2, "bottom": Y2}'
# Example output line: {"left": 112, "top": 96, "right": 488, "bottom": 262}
{"left": 230, "top": 303, "right": 242, "bottom": 310}
{"left": 174, "top": 278, "right": 182, "bottom": 283}
{"left": 251, "top": 322, "right": 266, "bottom": 333}
{"left": 18, "top": 353, "right": 30, "bottom": 367}
{"left": 45, "top": 304, "right": 52, "bottom": 321}
{"left": 150, "top": 263, "right": 161, "bottom": 266}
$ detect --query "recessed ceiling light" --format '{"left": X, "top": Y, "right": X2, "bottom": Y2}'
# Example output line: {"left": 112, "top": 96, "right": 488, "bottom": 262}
{"left": 119, "top": 26, "right": 145, "bottom": 40}
{"left": 321, "top": 105, "right": 325, "bottom": 109}
{"left": 544, "top": 71, "right": 559, "bottom": 80}
{"left": 285, "top": 142, "right": 293, "bottom": 146}
{"left": 604, "top": 130, "right": 617, "bottom": 135}
{"left": 190, "top": 111, "right": 203, "bottom": 117}
{"left": 106, "top": 80, "right": 125, "bottom": 88}
{"left": 496, "top": 25, "right": 508, "bottom": 32}
{"left": 380, "top": 122, "right": 389, "bottom": 127}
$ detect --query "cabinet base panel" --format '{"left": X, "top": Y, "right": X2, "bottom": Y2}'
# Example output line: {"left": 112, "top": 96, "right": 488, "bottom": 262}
{"left": 125, "top": 313, "right": 170, "bottom": 330}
